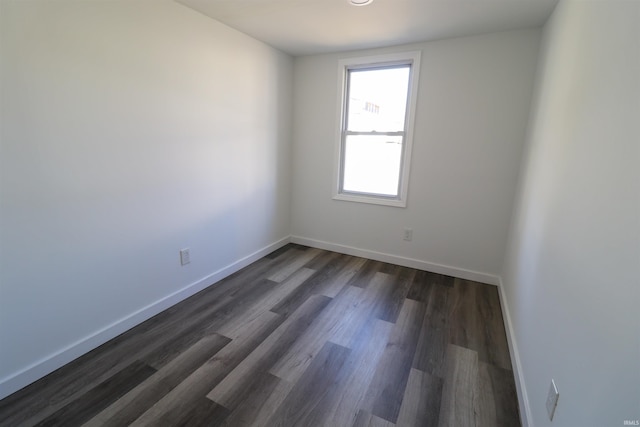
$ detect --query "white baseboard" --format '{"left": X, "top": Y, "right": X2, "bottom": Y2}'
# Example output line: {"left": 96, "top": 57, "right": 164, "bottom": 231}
{"left": 290, "top": 235, "right": 500, "bottom": 286}
{"left": 497, "top": 276, "right": 531, "bottom": 427}
{"left": 0, "top": 236, "right": 290, "bottom": 400}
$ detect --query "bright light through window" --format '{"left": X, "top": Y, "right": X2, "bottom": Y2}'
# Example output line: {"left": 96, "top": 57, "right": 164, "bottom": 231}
{"left": 343, "top": 134, "right": 403, "bottom": 195}
{"left": 347, "top": 67, "right": 410, "bottom": 133}
{"left": 334, "top": 52, "right": 421, "bottom": 207}
{"left": 343, "top": 67, "right": 409, "bottom": 196}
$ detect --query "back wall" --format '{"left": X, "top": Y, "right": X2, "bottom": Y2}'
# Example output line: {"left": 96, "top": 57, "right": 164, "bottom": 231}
{"left": 291, "top": 29, "right": 541, "bottom": 282}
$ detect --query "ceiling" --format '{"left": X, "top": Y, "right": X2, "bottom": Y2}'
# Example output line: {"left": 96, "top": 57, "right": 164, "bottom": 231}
{"left": 175, "top": 0, "right": 558, "bottom": 56}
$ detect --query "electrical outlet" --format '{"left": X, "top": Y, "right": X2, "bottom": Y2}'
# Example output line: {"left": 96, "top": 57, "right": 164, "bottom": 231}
{"left": 403, "top": 228, "right": 413, "bottom": 241}
{"left": 180, "top": 248, "right": 190, "bottom": 266}
{"left": 546, "top": 379, "right": 559, "bottom": 421}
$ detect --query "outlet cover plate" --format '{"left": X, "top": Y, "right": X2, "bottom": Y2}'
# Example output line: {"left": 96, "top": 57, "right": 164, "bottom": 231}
{"left": 403, "top": 228, "right": 413, "bottom": 241}
{"left": 180, "top": 248, "right": 191, "bottom": 266}
{"left": 546, "top": 379, "right": 559, "bottom": 421}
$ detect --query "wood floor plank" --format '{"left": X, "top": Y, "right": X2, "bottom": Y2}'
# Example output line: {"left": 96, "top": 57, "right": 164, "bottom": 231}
{"left": 3, "top": 313, "right": 221, "bottom": 426}
{"left": 438, "top": 344, "right": 480, "bottom": 427}
{"left": 264, "top": 341, "right": 352, "bottom": 427}
{"left": 218, "top": 372, "right": 293, "bottom": 427}
{"left": 215, "top": 268, "right": 315, "bottom": 339}
{"left": 477, "top": 362, "right": 497, "bottom": 427}
{"left": 264, "top": 243, "right": 302, "bottom": 260}
{"left": 362, "top": 298, "right": 426, "bottom": 423}
{"left": 201, "top": 278, "right": 281, "bottom": 337}
{"left": 34, "top": 361, "right": 156, "bottom": 427}
{"left": 0, "top": 247, "right": 520, "bottom": 427}
{"left": 379, "top": 262, "right": 401, "bottom": 275}
{"left": 269, "top": 272, "right": 395, "bottom": 383}
{"left": 395, "top": 368, "right": 443, "bottom": 427}
{"left": 371, "top": 266, "right": 416, "bottom": 323}
{"left": 83, "top": 333, "right": 231, "bottom": 427}
{"left": 270, "top": 252, "right": 349, "bottom": 317}
{"left": 129, "top": 311, "right": 282, "bottom": 427}
{"left": 255, "top": 315, "right": 394, "bottom": 427}
{"left": 268, "top": 248, "right": 322, "bottom": 282}
{"left": 475, "top": 284, "right": 512, "bottom": 370}
{"left": 448, "top": 279, "right": 477, "bottom": 354}
{"left": 314, "top": 319, "right": 394, "bottom": 427}
{"left": 140, "top": 321, "right": 221, "bottom": 370}
{"left": 172, "top": 398, "right": 230, "bottom": 427}
{"left": 412, "top": 281, "right": 451, "bottom": 377}
{"left": 0, "top": 251, "right": 298, "bottom": 425}
{"left": 347, "top": 259, "right": 385, "bottom": 288}
{"left": 449, "top": 279, "right": 513, "bottom": 371}
{"left": 317, "top": 256, "right": 367, "bottom": 298}
{"left": 407, "top": 270, "right": 436, "bottom": 302}
{"left": 477, "top": 362, "right": 520, "bottom": 427}
{"left": 207, "top": 294, "right": 332, "bottom": 409}
{"left": 330, "top": 272, "right": 396, "bottom": 347}
{"left": 352, "top": 410, "right": 396, "bottom": 427}
{"left": 303, "top": 249, "right": 341, "bottom": 270}
{"left": 14, "top": 322, "right": 213, "bottom": 426}
{"left": 267, "top": 284, "right": 364, "bottom": 382}
{"left": 14, "top": 253, "right": 296, "bottom": 425}
{"left": 441, "top": 274, "right": 455, "bottom": 287}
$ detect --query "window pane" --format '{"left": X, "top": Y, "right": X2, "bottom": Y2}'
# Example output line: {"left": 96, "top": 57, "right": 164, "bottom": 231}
{"left": 343, "top": 135, "right": 403, "bottom": 196}
{"left": 347, "top": 66, "right": 410, "bottom": 132}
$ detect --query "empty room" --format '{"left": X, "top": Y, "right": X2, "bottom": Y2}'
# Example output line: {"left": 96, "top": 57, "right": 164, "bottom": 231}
{"left": 0, "top": 0, "right": 638, "bottom": 426}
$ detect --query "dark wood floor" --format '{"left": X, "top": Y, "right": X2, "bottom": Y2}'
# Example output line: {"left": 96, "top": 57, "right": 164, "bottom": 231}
{"left": 0, "top": 244, "right": 520, "bottom": 427}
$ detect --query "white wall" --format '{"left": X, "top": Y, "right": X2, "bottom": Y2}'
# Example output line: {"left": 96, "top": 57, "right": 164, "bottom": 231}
{"left": 0, "top": 0, "right": 292, "bottom": 398}
{"left": 501, "top": 1, "right": 640, "bottom": 426}
{"left": 290, "top": 30, "right": 541, "bottom": 283}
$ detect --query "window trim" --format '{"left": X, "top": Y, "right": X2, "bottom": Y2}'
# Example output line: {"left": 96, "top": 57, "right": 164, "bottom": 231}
{"left": 332, "top": 51, "right": 421, "bottom": 208}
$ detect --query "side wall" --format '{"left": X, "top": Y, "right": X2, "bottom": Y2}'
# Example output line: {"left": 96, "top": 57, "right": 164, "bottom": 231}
{"left": 291, "top": 29, "right": 541, "bottom": 284}
{"left": 0, "top": 0, "right": 293, "bottom": 398}
{"left": 501, "top": 1, "right": 640, "bottom": 425}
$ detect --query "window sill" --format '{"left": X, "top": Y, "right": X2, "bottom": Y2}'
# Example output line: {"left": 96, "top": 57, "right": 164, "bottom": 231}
{"left": 332, "top": 192, "right": 407, "bottom": 208}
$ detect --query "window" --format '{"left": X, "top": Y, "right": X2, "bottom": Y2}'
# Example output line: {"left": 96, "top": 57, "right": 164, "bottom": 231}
{"left": 333, "top": 52, "right": 421, "bottom": 207}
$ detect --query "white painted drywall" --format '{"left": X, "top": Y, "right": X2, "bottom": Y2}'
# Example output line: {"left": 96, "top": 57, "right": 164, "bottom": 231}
{"left": 0, "top": 0, "right": 292, "bottom": 398}
{"left": 291, "top": 30, "right": 540, "bottom": 280}
{"left": 501, "top": 1, "right": 640, "bottom": 425}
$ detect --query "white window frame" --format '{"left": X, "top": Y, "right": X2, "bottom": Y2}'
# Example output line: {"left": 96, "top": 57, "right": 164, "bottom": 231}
{"left": 332, "top": 51, "right": 421, "bottom": 208}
